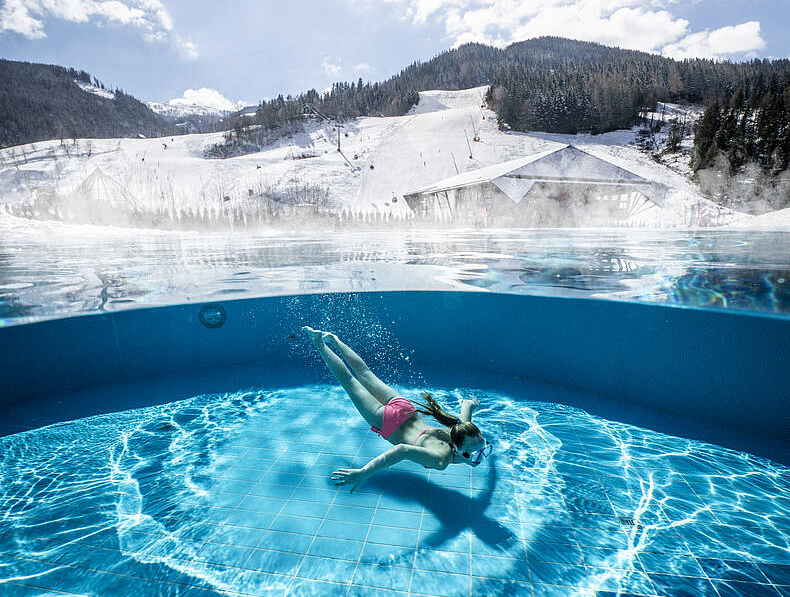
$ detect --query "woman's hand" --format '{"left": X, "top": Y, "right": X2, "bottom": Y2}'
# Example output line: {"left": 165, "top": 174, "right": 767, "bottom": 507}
{"left": 466, "top": 395, "right": 480, "bottom": 409}
{"left": 331, "top": 468, "right": 369, "bottom": 494}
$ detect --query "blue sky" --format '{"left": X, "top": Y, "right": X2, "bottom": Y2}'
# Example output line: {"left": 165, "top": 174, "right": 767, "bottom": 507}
{"left": 0, "top": 0, "right": 787, "bottom": 109}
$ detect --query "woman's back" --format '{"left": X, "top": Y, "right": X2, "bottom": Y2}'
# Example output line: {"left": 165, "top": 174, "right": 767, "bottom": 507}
{"left": 386, "top": 413, "right": 454, "bottom": 461}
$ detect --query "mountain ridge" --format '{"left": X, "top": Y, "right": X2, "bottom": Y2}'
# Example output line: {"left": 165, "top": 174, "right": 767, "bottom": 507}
{"left": 0, "top": 59, "right": 175, "bottom": 148}
{"left": 3, "top": 37, "right": 790, "bottom": 149}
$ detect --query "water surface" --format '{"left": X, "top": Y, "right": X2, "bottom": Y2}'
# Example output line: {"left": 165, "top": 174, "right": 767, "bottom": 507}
{"left": 1, "top": 215, "right": 789, "bottom": 325}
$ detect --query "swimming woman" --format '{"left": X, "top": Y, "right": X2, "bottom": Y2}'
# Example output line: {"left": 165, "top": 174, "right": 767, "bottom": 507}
{"left": 302, "top": 326, "right": 492, "bottom": 493}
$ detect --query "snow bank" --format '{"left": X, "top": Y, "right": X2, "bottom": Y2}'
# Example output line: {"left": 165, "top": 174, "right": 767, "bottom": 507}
{"left": 727, "top": 207, "right": 790, "bottom": 228}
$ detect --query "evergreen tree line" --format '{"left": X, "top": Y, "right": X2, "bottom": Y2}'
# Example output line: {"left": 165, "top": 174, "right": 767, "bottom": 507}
{"left": 691, "top": 86, "right": 790, "bottom": 175}
{"left": 0, "top": 59, "right": 174, "bottom": 148}
{"left": 249, "top": 43, "right": 501, "bottom": 132}
{"left": 243, "top": 37, "right": 790, "bottom": 149}
{"left": 485, "top": 38, "right": 790, "bottom": 135}
{"left": 252, "top": 78, "right": 422, "bottom": 130}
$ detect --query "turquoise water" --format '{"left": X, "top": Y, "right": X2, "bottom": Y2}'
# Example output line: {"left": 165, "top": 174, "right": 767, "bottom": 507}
{"left": 1, "top": 385, "right": 788, "bottom": 597}
{"left": 1, "top": 221, "right": 790, "bottom": 325}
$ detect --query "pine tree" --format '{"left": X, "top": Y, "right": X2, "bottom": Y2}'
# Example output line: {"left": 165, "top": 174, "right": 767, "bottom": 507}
{"left": 756, "top": 92, "right": 781, "bottom": 172}
{"left": 691, "top": 101, "right": 721, "bottom": 172}
{"left": 778, "top": 85, "right": 790, "bottom": 171}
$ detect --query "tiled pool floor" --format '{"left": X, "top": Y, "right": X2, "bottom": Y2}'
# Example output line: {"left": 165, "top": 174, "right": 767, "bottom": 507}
{"left": 1, "top": 385, "right": 788, "bottom": 597}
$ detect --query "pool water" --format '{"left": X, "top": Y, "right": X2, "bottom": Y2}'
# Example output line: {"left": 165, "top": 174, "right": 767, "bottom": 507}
{"left": 1, "top": 385, "right": 788, "bottom": 597}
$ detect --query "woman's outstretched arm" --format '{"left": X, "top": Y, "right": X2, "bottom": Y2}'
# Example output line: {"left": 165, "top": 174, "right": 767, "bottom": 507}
{"left": 332, "top": 444, "right": 450, "bottom": 493}
{"left": 459, "top": 395, "right": 480, "bottom": 423}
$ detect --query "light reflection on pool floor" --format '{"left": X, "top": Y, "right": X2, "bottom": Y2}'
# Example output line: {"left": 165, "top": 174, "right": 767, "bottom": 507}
{"left": 0, "top": 386, "right": 788, "bottom": 597}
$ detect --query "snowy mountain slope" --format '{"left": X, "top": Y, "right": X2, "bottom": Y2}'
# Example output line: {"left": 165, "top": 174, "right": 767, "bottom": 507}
{"left": 356, "top": 87, "right": 556, "bottom": 211}
{"left": 145, "top": 101, "right": 227, "bottom": 119}
{"left": 0, "top": 86, "right": 768, "bottom": 227}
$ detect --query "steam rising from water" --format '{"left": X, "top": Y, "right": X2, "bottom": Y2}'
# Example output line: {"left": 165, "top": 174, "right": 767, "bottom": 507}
{"left": 1, "top": 223, "right": 788, "bottom": 325}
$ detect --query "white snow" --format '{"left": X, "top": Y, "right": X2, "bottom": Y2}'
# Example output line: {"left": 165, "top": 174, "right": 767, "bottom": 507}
{"left": 644, "top": 102, "right": 705, "bottom": 125}
{"left": 145, "top": 101, "right": 227, "bottom": 119}
{"left": 0, "top": 86, "right": 765, "bottom": 227}
{"left": 727, "top": 207, "right": 790, "bottom": 228}
{"left": 144, "top": 88, "right": 244, "bottom": 119}
{"left": 74, "top": 80, "right": 115, "bottom": 100}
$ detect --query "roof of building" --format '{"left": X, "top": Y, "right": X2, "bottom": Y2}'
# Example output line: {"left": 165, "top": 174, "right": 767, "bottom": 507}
{"left": 404, "top": 145, "right": 667, "bottom": 206}
{"left": 67, "top": 167, "right": 145, "bottom": 210}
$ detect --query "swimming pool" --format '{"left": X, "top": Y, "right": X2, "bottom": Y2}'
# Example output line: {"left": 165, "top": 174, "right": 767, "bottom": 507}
{"left": 1, "top": 292, "right": 789, "bottom": 596}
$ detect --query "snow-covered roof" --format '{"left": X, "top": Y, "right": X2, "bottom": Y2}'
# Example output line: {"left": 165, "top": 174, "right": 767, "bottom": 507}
{"left": 404, "top": 145, "right": 667, "bottom": 206}
{"left": 406, "top": 145, "right": 564, "bottom": 196}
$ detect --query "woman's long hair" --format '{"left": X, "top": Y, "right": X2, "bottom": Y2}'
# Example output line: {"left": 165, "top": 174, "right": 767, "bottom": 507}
{"left": 414, "top": 392, "right": 481, "bottom": 449}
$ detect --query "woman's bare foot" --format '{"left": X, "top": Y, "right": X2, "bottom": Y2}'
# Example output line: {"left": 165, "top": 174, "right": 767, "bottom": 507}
{"left": 301, "top": 326, "right": 326, "bottom": 345}
{"left": 322, "top": 332, "right": 339, "bottom": 346}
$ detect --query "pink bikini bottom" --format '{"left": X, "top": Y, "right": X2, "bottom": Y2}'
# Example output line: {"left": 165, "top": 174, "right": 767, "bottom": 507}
{"left": 370, "top": 396, "right": 416, "bottom": 439}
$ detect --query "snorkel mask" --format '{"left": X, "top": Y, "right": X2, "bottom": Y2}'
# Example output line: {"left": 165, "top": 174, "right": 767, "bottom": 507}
{"left": 463, "top": 441, "right": 492, "bottom": 465}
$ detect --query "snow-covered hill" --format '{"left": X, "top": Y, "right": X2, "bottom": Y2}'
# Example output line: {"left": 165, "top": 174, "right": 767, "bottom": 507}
{"left": 145, "top": 101, "right": 227, "bottom": 119}
{"left": 0, "top": 86, "right": 775, "bottom": 228}
{"left": 75, "top": 77, "right": 232, "bottom": 120}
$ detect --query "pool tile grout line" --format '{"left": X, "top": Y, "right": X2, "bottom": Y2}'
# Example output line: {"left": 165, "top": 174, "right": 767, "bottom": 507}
{"left": 232, "top": 420, "right": 327, "bottom": 596}
{"left": 405, "top": 485, "right": 427, "bottom": 597}
{"left": 344, "top": 430, "right": 385, "bottom": 597}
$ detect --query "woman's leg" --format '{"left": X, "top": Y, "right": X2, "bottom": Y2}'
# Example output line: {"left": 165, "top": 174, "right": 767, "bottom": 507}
{"left": 303, "top": 327, "right": 384, "bottom": 428}
{"left": 322, "top": 333, "right": 398, "bottom": 406}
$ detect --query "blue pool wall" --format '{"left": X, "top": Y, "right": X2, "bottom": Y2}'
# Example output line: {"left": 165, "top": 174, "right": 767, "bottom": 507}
{"left": 1, "top": 291, "right": 788, "bottom": 461}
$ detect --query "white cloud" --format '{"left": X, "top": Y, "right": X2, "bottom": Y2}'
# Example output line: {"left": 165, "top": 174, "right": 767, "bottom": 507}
{"left": 355, "top": 62, "right": 371, "bottom": 72}
{"left": 169, "top": 88, "right": 240, "bottom": 111}
{"left": 321, "top": 57, "right": 342, "bottom": 77}
{"left": 0, "top": 0, "right": 198, "bottom": 60}
{"left": 173, "top": 35, "right": 198, "bottom": 60}
{"left": 379, "top": 0, "right": 767, "bottom": 59}
{"left": 93, "top": 2, "right": 147, "bottom": 26}
{"left": 0, "top": 0, "right": 45, "bottom": 38}
{"left": 662, "top": 21, "right": 767, "bottom": 59}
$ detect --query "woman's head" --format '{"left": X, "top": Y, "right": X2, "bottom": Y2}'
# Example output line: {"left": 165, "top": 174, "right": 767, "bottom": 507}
{"left": 416, "top": 392, "right": 490, "bottom": 466}
{"left": 451, "top": 421, "right": 489, "bottom": 466}
{"left": 450, "top": 421, "right": 482, "bottom": 449}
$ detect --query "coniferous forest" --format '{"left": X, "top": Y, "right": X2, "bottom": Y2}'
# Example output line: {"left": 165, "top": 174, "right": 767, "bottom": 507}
{"left": 0, "top": 60, "right": 174, "bottom": 148}
{"left": 692, "top": 87, "right": 790, "bottom": 175}
{"left": 486, "top": 38, "right": 790, "bottom": 134}
{"left": 689, "top": 85, "right": 790, "bottom": 211}
{"left": 246, "top": 38, "right": 790, "bottom": 137}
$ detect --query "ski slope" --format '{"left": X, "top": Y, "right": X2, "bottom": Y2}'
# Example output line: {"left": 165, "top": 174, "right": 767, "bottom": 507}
{"left": 728, "top": 206, "right": 790, "bottom": 228}
{"left": 0, "top": 86, "right": 772, "bottom": 226}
